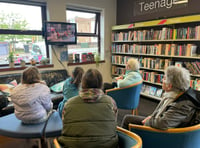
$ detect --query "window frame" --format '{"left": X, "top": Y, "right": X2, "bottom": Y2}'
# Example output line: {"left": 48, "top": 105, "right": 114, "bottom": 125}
{"left": 66, "top": 8, "right": 101, "bottom": 58}
{"left": 0, "top": 1, "right": 48, "bottom": 67}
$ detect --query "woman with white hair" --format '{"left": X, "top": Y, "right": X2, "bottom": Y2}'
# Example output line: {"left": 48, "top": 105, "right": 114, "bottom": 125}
{"left": 104, "top": 58, "right": 142, "bottom": 91}
{"left": 121, "top": 66, "right": 200, "bottom": 130}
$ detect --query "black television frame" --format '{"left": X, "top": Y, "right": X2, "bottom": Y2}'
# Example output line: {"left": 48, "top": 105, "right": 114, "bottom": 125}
{"left": 45, "top": 21, "right": 77, "bottom": 45}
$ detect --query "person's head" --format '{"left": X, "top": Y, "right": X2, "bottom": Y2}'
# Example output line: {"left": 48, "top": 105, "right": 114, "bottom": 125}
{"left": 21, "top": 66, "right": 41, "bottom": 84}
{"left": 126, "top": 58, "right": 140, "bottom": 71}
{"left": 162, "top": 66, "right": 190, "bottom": 92}
{"left": 81, "top": 69, "right": 103, "bottom": 89}
{"left": 71, "top": 67, "right": 84, "bottom": 87}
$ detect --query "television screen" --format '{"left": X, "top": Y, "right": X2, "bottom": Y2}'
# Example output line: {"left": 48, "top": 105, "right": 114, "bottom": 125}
{"left": 45, "top": 22, "right": 77, "bottom": 45}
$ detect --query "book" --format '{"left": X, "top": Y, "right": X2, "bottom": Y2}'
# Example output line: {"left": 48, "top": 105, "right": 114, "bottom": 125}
{"left": 175, "top": 61, "right": 183, "bottom": 67}
{"left": 149, "top": 86, "right": 157, "bottom": 96}
{"left": 82, "top": 53, "right": 87, "bottom": 62}
{"left": 86, "top": 53, "right": 94, "bottom": 62}
{"left": 141, "top": 84, "right": 146, "bottom": 92}
{"left": 155, "top": 89, "right": 163, "bottom": 97}
{"left": 144, "top": 85, "right": 150, "bottom": 94}
{"left": 68, "top": 54, "right": 74, "bottom": 63}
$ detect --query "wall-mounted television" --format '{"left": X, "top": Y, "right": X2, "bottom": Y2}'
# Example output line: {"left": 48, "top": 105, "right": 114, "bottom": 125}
{"left": 45, "top": 22, "right": 77, "bottom": 45}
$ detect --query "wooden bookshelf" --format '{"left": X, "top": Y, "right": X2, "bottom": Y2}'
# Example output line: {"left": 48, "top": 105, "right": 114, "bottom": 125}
{"left": 111, "top": 14, "right": 200, "bottom": 100}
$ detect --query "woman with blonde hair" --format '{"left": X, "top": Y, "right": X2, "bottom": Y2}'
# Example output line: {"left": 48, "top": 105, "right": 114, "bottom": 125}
{"left": 103, "top": 58, "right": 142, "bottom": 91}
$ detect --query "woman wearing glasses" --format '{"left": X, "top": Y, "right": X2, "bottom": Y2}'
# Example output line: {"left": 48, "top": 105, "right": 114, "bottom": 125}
{"left": 122, "top": 66, "right": 200, "bottom": 130}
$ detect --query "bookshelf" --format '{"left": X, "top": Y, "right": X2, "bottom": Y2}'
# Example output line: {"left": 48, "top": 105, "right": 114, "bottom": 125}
{"left": 111, "top": 14, "right": 200, "bottom": 100}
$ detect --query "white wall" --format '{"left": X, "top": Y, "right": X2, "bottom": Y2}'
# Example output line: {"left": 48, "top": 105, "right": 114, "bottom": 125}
{"left": 1, "top": 0, "right": 116, "bottom": 83}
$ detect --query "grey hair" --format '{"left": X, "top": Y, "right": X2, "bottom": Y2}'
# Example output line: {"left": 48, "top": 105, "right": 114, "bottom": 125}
{"left": 127, "top": 58, "right": 140, "bottom": 71}
{"left": 165, "top": 66, "right": 190, "bottom": 92}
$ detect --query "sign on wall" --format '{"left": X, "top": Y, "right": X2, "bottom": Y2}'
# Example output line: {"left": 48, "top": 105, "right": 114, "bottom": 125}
{"left": 134, "top": 0, "right": 188, "bottom": 16}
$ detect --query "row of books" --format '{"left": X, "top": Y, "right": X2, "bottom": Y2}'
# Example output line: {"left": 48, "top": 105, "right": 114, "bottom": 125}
{"left": 184, "top": 61, "right": 200, "bottom": 75}
{"left": 68, "top": 53, "right": 95, "bottom": 63}
{"left": 112, "top": 43, "right": 198, "bottom": 57}
{"left": 191, "top": 79, "right": 200, "bottom": 91}
{"left": 141, "top": 84, "right": 164, "bottom": 98}
{"left": 111, "top": 66, "right": 125, "bottom": 75}
{"left": 112, "top": 56, "right": 174, "bottom": 70}
{"left": 140, "top": 58, "right": 173, "bottom": 70}
{"left": 111, "top": 64, "right": 200, "bottom": 90}
{"left": 112, "top": 55, "right": 200, "bottom": 75}
{"left": 111, "top": 55, "right": 131, "bottom": 65}
{"left": 141, "top": 71, "right": 164, "bottom": 84}
{"left": 112, "top": 25, "right": 200, "bottom": 41}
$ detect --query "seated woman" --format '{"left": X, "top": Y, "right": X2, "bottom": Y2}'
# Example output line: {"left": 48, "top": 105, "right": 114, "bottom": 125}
{"left": 58, "top": 67, "right": 84, "bottom": 117}
{"left": 104, "top": 58, "right": 142, "bottom": 91}
{"left": 122, "top": 66, "right": 199, "bottom": 130}
{"left": 11, "top": 66, "right": 53, "bottom": 124}
{"left": 58, "top": 69, "right": 118, "bottom": 147}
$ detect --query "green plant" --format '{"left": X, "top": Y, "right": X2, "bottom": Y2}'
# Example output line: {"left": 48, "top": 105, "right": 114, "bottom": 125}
{"left": 8, "top": 52, "right": 14, "bottom": 63}
{"left": 20, "top": 59, "right": 25, "bottom": 63}
{"left": 40, "top": 58, "right": 49, "bottom": 65}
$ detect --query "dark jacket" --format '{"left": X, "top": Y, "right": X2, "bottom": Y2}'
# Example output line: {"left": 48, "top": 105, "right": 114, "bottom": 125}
{"left": 58, "top": 94, "right": 118, "bottom": 148}
{"left": 145, "top": 88, "right": 200, "bottom": 130}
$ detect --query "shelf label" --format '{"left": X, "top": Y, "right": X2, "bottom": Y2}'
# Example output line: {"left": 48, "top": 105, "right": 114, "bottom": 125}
{"left": 158, "top": 19, "right": 167, "bottom": 25}
{"left": 128, "top": 24, "right": 134, "bottom": 28}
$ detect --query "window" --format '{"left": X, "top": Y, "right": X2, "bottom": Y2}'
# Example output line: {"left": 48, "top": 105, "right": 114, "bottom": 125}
{"left": 66, "top": 8, "right": 100, "bottom": 63}
{"left": 0, "top": 1, "right": 47, "bottom": 66}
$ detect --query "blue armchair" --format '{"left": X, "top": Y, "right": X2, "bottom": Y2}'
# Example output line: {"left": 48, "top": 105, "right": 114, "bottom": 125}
{"left": 129, "top": 123, "right": 200, "bottom": 148}
{"left": 106, "top": 80, "right": 143, "bottom": 115}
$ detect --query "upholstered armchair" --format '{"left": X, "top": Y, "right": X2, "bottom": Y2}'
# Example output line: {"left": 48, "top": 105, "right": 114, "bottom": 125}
{"left": 53, "top": 126, "right": 142, "bottom": 148}
{"left": 106, "top": 80, "right": 143, "bottom": 115}
{"left": 129, "top": 123, "right": 200, "bottom": 148}
{"left": 117, "top": 126, "right": 142, "bottom": 148}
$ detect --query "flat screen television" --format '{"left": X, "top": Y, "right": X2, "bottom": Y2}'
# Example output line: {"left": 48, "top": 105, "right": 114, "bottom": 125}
{"left": 45, "top": 22, "right": 77, "bottom": 45}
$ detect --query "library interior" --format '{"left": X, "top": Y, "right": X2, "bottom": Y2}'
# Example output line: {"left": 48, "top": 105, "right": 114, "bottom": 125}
{"left": 0, "top": 0, "right": 200, "bottom": 148}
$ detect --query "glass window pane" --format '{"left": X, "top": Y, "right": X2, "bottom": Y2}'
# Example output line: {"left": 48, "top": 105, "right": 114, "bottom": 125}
{"left": 66, "top": 10, "right": 96, "bottom": 33}
{"left": 0, "top": 2, "right": 42, "bottom": 30}
{"left": 0, "top": 35, "right": 46, "bottom": 64}
{"left": 68, "top": 36, "right": 98, "bottom": 62}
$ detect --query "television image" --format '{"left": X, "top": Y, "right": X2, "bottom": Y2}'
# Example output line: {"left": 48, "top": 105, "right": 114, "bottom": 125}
{"left": 45, "top": 22, "right": 77, "bottom": 45}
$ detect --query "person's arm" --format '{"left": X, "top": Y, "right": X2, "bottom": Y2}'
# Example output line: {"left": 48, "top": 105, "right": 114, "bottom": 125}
{"left": 117, "top": 72, "right": 141, "bottom": 88}
{"left": 39, "top": 86, "right": 53, "bottom": 112}
{"left": 145, "top": 100, "right": 196, "bottom": 130}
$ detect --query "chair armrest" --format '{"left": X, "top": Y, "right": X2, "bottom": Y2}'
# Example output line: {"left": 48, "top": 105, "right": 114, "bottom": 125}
{"left": 106, "top": 80, "right": 143, "bottom": 94}
{"left": 117, "top": 126, "right": 142, "bottom": 148}
{"left": 129, "top": 123, "right": 200, "bottom": 133}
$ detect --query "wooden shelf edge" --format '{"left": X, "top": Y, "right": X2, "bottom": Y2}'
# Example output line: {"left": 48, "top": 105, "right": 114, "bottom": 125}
{"left": 68, "top": 60, "right": 105, "bottom": 66}
{"left": 140, "top": 92, "right": 161, "bottom": 101}
{"left": 0, "top": 64, "right": 54, "bottom": 72}
{"left": 112, "top": 14, "right": 200, "bottom": 30}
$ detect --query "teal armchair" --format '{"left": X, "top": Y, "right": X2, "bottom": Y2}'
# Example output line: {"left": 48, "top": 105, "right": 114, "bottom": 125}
{"left": 53, "top": 126, "right": 142, "bottom": 148}
{"left": 129, "top": 123, "right": 200, "bottom": 148}
{"left": 106, "top": 80, "right": 143, "bottom": 115}
{"left": 117, "top": 126, "right": 142, "bottom": 148}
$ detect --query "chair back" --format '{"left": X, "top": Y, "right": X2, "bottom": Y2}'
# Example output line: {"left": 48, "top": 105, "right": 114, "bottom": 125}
{"left": 129, "top": 124, "right": 200, "bottom": 148}
{"left": 53, "top": 126, "right": 142, "bottom": 148}
{"left": 106, "top": 81, "right": 143, "bottom": 110}
{"left": 117, "top": 126, "right": 142, "bottom": 148}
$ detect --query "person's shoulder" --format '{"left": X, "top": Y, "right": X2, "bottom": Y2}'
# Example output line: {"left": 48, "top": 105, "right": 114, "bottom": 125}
{"left": 35, "top": 83, "right": 50, "bottom": 90}
{"left": 64, "top": 77, "right": 73, "bottom": 84}
{"left": 101, "top": 94, "right": 115, "bottom": 103}
{"left": 66, "top": 95, "right": 80, "bottom": 104}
